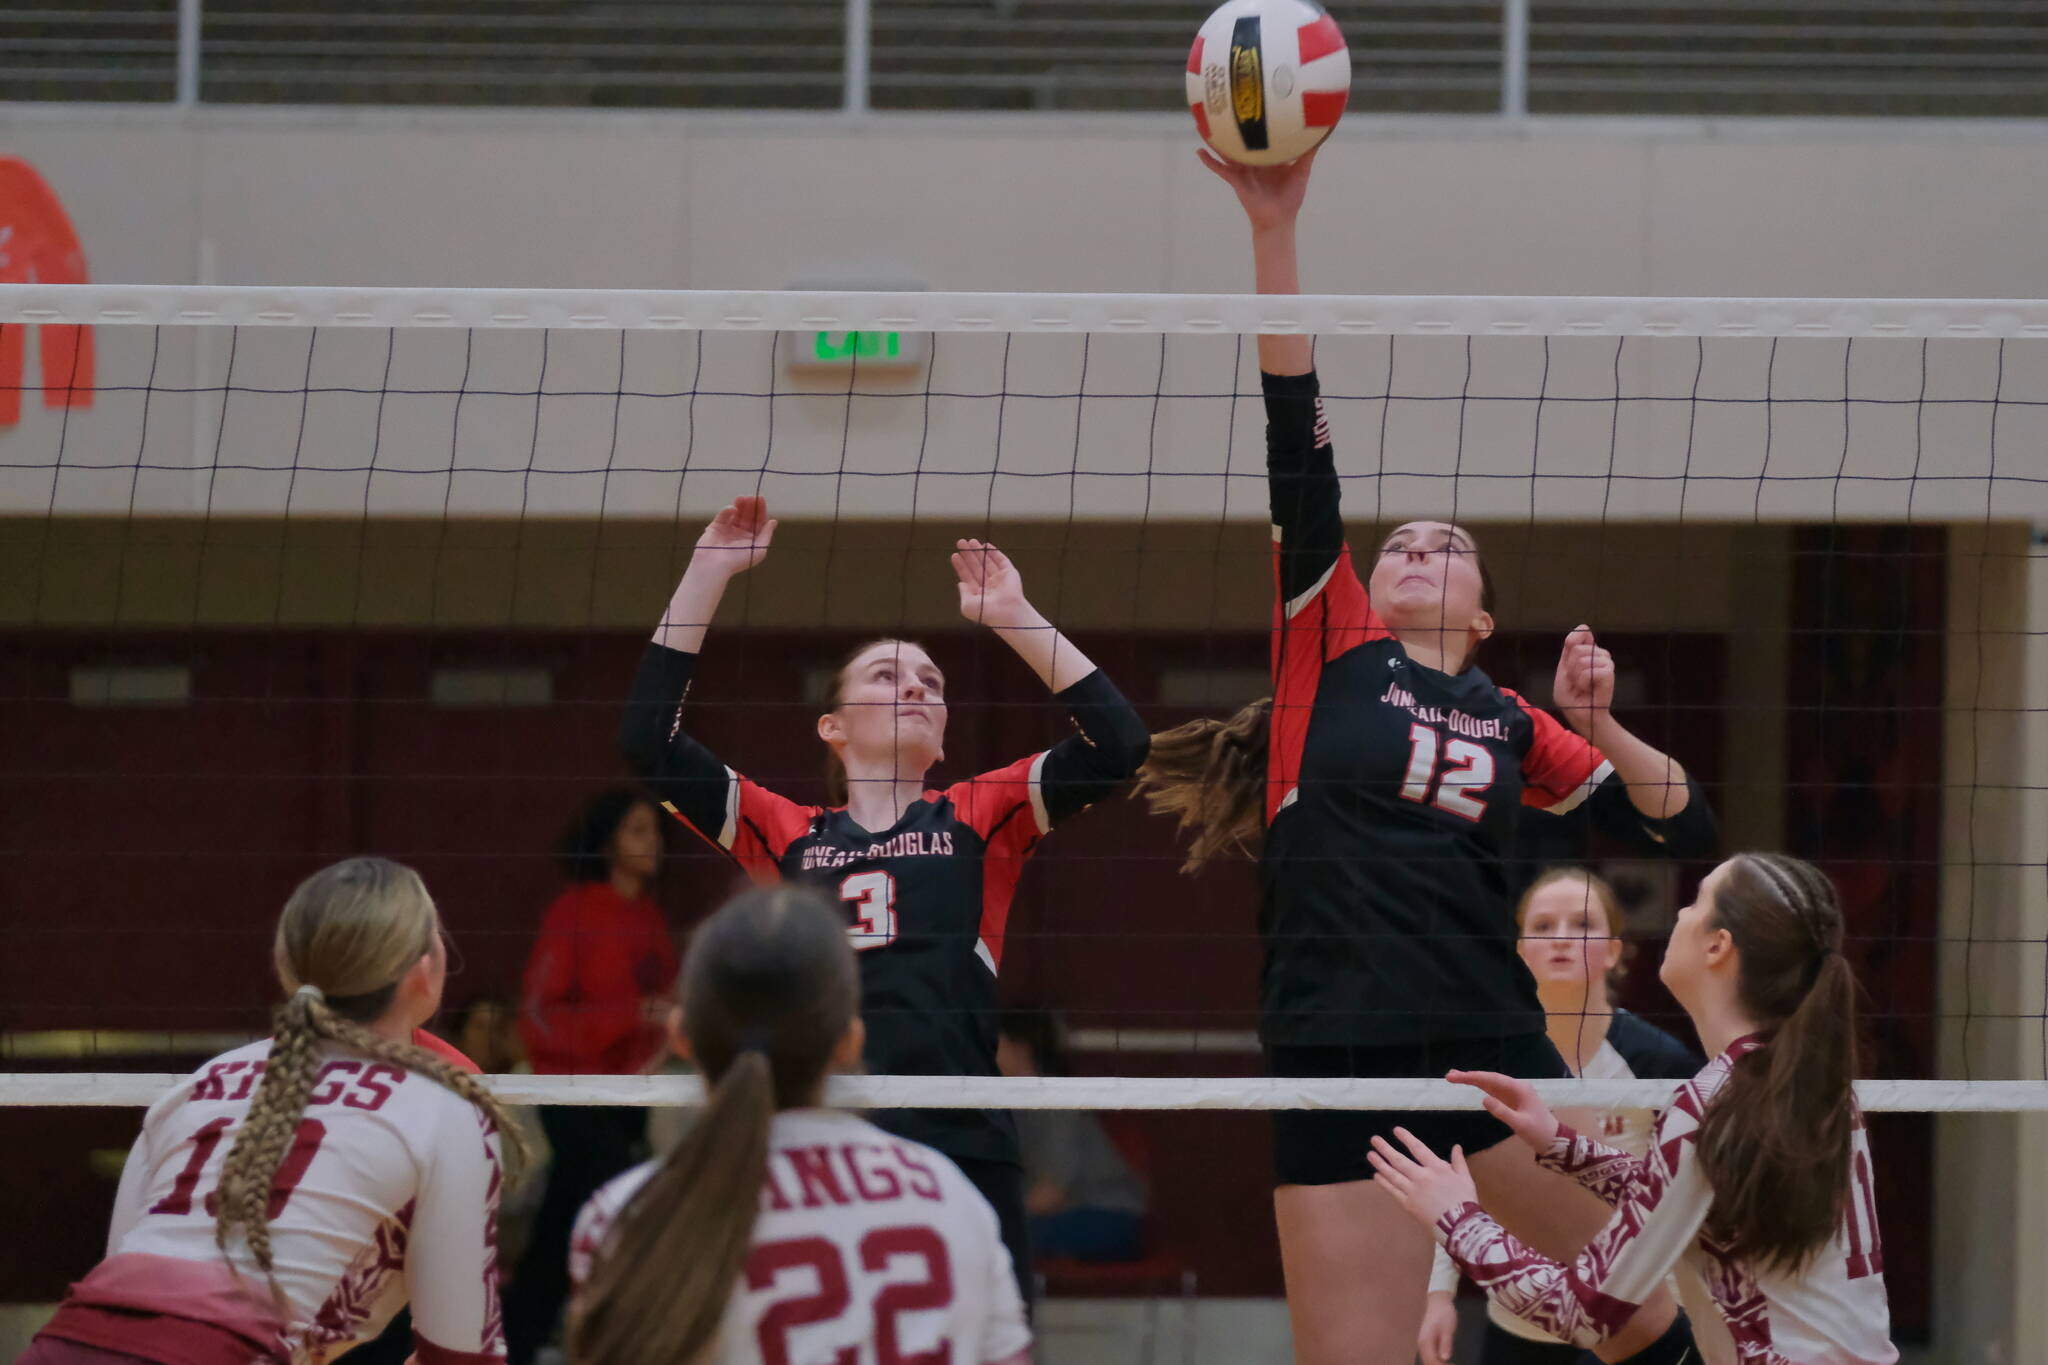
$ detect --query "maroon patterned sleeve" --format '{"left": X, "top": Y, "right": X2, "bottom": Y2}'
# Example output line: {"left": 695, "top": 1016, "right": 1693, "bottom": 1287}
{"left": 1436, "top": 1090, "right": 1717, "bottom": 1348}
{"left": 1536, "top": 1122, "right": 1649, "bottom": 1209}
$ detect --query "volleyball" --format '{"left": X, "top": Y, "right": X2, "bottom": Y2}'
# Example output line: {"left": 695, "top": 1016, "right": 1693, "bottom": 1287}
{"left": 1186, "top": 0, "right": 1352, "bottom": 166}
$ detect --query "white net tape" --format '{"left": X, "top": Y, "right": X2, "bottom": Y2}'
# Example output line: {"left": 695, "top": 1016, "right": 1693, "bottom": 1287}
{"left": 9, "top": 284, "right": 2048, "bottom": 337}
{"left": 8, "top": 1074, "right": 2048, "bottom": 1112}
{"left": 4, "top": 283, "right": 2043, "bottom": 1116}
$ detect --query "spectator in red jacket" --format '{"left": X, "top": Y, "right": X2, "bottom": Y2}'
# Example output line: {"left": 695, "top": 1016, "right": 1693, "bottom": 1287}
{"left": 507, "top": 787, "right": 675, "bottom": 1365}
{"left": 0, "top": 157, "right": 94, "bottom": 427}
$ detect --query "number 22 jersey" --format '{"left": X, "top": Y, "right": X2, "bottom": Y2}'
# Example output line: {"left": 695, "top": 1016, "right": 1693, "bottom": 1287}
{"left": 571, "top": 1109, "right": 1030, "bottom": 1365}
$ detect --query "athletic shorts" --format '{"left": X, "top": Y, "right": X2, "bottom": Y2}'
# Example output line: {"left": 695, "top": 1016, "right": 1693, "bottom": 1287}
{"left": 1266, "top": 1033, "right": 1571, "bottom": 1187}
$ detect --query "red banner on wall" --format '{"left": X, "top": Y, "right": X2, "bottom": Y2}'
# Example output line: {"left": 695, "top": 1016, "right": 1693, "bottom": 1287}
{"left": 0, "top": 157, "right": 95, "bottom": 426}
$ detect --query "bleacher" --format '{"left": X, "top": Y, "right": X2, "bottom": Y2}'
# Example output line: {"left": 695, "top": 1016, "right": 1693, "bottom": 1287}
{"left": 4, "top": 0, "right": 2047, "bottom": 116}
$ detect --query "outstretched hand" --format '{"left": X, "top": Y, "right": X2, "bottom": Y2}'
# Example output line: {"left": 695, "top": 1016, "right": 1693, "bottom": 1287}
{"left": 1196, "top": 145, "right": 1320, "bottom": 235}
{"left": 952, "top": 538, "right": 1037, "bottom": 631}
{"left": 694, "top": 495, "right": 777, "bottom": 578}
{"left": 1552, "top": 624, "right": 1616, "bottom": 734}
{"left": 1448, "top": 1070, "right": 1561, "bottom": 1153}
{"left": 1367, "top": 1128, "right": 1478, "bottom": 1230}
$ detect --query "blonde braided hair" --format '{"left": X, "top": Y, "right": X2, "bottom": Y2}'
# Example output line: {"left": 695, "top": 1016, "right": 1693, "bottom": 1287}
{"left": 214, "top": 857, "right": 532, "bottom": 1279}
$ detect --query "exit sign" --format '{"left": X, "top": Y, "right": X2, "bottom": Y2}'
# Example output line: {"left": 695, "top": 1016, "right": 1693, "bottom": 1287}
{"left": 791, "top": 328, "right": 930, "bottom": 373}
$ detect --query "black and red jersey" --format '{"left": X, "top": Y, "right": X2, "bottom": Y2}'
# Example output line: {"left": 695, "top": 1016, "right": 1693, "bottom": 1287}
{"left": 1260, "top": 370, "right": 1715, "bottom": 1047}
{"left": 620, "top": 644, "right": 1148, "bottom": 1165}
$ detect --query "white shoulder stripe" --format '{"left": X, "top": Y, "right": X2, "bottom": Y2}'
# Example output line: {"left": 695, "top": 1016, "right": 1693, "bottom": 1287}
{"left": 1024, "top": 750, "right": 1051, "bottom": 836}
{"left": 1283, "top": 559, "right": 1340, "bottom": 620}
{"left": 719, "top": 764, "right": 741, "bottom": 848}
{"left": 1545, "top": 759, "right": 1615, "bottom": 815}
{"left": 975, "top": 938, "right": 998, "bottom": 977}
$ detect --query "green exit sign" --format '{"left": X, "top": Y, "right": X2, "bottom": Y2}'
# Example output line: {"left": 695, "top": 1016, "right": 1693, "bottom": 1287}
{"left": 788, "top": 329, "right": 930, "bottom": 374}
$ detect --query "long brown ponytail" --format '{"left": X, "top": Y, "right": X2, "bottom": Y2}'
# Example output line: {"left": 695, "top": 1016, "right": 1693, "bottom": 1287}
{"left": 214, "top": 857, "right": 532, "bottom": 1277}
{"left": 1133, "top": 697, "right": 1271, "bottom": 873}
{"left": 1693, "top": 852, "right": 1861, "bottom": 1273}
{"left": 569, "top": 884, "right": 857, "bottom": 1365}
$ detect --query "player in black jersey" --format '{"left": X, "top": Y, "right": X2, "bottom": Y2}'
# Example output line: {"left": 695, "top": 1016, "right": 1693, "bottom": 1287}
{"left": 1134, "top": 151, "right": 1717, "bottom": 1365}
{"left": 618, "top": 494, "right": 1150, "bottom": 1305}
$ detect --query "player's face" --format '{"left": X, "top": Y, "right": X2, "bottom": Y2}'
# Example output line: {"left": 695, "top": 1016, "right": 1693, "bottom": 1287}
{"left": 1518, "top": 879, "right": 1622, "bottom": 991}
{"left": 1369, "top": 521, "right": 1492, "bottom": 645}
{"left": 609, "top": 801, "right": 663, "bottom": 882}
{"left": 829, "top": 641, "right": 948, "bottom": 769}
{"left": 1660, "top": 860, "right": 1731, "bottom": 1008}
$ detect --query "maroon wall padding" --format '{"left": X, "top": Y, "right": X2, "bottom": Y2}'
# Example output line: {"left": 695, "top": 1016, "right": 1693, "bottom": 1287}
{"left": 2, "top": 624, "right": 1725, "bottom": 1301}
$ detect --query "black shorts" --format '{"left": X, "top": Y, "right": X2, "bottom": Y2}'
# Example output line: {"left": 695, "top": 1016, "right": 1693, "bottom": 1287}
{"left": 1266, "top": 1033, "right": 1570, "bottom": 1187}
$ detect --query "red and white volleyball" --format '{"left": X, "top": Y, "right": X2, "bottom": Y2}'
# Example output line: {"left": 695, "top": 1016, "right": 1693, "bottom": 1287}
{"left": 1186, "top": 0, "right": 1351, "bottom": 166}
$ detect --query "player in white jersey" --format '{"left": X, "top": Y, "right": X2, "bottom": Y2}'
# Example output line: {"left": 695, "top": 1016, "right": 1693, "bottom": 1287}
{"left": 17, "top": 857, "right": 531, "bottom": 1365}
{"left": 1370, "top": 853, "right": 1898, "bottom": 1365}
{"left": 1420, "top": 869, "right": 1734, "bottom": 1365}
{"left": 566, "top": 884, "right": 1031, "bottom": 1365}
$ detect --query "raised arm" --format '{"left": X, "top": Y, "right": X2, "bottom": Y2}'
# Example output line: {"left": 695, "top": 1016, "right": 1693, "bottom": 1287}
{"left": 1200, "top": 150, "right": 1349, "bottom": 614}
{"left": 953, "top": 538, "right": 1098, "bottom": 693}
{"left": 652, "top": 495, "right": 776, "bottom": 655}
{"left": 1198, "top": 147, "right": 1317, "bottom": 377}
{"left": 1552, "top": 626, "right": 1701, "bottom": 828}
{"left": 953, "top": 540, "right": 1149, "bottom": 825}
{"left": 621, "top": 496, "right": 814, "bottom": 867}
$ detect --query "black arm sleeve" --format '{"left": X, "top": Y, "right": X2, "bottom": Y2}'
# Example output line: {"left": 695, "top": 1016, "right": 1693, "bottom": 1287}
{"left": 1606, "top": 1011, "right": 1704, "bottom": 1080}
{"left": 1264, "top": 369, "right": 1346, "bottom": 610}
{"left": 1585, "top": 769, "right": 1719, "bottom": 861}
{"left": 1037, "top": 667, "right": 1151, "bottom": 826}
{"left": 618, "top": 642, "right": 735, "bottom": 839}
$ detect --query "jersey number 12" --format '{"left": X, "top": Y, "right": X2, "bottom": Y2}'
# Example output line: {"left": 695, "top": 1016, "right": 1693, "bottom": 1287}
{"left": 1399, "top": 723, "right": 1494, "bottom": 822}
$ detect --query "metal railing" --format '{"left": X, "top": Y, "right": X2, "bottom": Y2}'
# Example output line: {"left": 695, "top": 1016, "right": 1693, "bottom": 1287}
{"left": 5, "top": 0, "right": 2048, "bottom": 117}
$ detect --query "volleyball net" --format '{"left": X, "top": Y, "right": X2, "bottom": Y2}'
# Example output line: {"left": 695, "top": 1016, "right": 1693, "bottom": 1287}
{"left": 2, "top": 284, "right": 2045, "bottom": 1119}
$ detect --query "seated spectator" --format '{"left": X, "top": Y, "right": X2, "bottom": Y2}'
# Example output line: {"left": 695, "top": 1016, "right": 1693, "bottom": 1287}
{"left": 997, "top": 1007, "right": 1148, "bottom": 1265}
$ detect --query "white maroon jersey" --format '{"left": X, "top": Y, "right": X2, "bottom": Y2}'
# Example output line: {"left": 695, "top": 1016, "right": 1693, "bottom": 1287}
{"left": 106, "top": 1039, "right": 507, "bottom": 1364}
{"left": 1439, "top": 1037, "right": 1897, "bottom": 1365}
{"left": 571, "top": 1109, "right": 1030, "bottom": 1365}
{"left": 1429, "top": 1014, "right": 1735, "bottom": 1362}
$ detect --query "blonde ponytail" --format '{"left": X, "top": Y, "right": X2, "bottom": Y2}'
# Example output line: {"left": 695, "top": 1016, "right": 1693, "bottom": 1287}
{"left": 216, "top": 857, "right": 532, "bottom": 1277}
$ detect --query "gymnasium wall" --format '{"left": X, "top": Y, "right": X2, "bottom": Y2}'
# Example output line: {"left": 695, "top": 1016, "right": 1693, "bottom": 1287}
{"left": 4, "top": 110, "right": 2047, "bottom": 524}
{"left": 5, "top": 106, "right": 2044, "bottom": 1350}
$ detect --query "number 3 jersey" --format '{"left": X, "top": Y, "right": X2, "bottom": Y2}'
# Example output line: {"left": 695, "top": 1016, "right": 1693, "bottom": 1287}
{"left": 1260, "top": 370, "right": 1719, "bottom": 1047}
{"left": 571, "top": 1109, "right": 1029, "bottom": 1365}
{"left": 622, "top": 643, "right": 1148, "bottom": 1167}
{"left": 58, "top": 1039, "right": 508, "bottom": 1365}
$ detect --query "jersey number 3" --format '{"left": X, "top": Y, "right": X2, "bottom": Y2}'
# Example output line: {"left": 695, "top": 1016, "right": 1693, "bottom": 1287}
{"left": 839, "top": 870, "right": 899, "bottom": 951}
{"left": 1399, "top": 723, "right": 1494, "bottom": 822}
